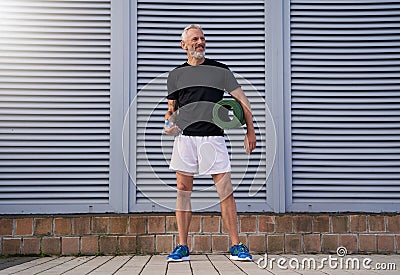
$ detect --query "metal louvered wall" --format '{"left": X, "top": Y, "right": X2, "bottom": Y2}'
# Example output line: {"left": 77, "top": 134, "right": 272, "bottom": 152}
{"left": 288, "top": 0, "right": 400, "bottom": 211}
{"left": 0, "top": 0, "right": 112, "bottom": 211}
{"left": 132, "top": 0, "right": 269, "bottom": 212}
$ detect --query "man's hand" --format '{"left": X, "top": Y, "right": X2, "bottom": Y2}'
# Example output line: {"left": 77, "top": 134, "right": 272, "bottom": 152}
{"left": 244, "top": 131, "right": 256, "bottom": 154}
{"left": 164, "top": 123, "right": 181, "bottom": 136}
{"left": 164, "top": 99, "right": 180, "bottom": 136}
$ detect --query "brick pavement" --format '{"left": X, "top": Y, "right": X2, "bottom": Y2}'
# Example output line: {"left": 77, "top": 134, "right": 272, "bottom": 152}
{"left": 0, "top": 254, "right": 399, "bottom": 274}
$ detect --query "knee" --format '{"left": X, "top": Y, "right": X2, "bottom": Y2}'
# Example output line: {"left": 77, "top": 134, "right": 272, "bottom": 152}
{"left": 176, "top": 172, "right": 193, "bottom": 192}
{"left": 215, "top": 176, "right": 234, "bottom": 201}
{"left": 216, "top": 183, "right": 234, "bottom": 201}
{"left": 177, "top": 183, "right": 191, "bottom": 192}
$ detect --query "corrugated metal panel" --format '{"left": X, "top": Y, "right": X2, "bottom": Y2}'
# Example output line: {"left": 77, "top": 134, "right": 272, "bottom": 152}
{"left": 289, "top": 0, "right": 400, "bottom": 204}
{"left": 0, "top": 0, "right": 111, "bottom": 206}
{"left": 134, "top": 0, "right": 267, "bottom": 210}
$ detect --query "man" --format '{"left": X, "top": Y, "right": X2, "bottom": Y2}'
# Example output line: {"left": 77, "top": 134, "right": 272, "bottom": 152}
{"left": 164, "top": 24, "right": 257, "bottom": 262}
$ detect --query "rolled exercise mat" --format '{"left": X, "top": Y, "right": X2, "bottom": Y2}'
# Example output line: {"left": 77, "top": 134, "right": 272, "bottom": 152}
{"left": 212, "top": 99, "right": 245, "bottom": 129}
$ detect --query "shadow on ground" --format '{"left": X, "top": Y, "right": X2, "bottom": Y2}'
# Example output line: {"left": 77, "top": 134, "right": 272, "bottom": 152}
{"left": 0, "top": 257, "right": 39, "bottom": 271}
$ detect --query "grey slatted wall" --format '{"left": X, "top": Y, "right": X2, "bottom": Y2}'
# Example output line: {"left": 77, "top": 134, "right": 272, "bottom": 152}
{"left": 288, "top": 0, "right": 400, "bottom": 210}
{"left": 133, "top": 0, "right": 268, "bottom": 211}
{"left": 0, "top": 0, "right": 112, "bottom": 211}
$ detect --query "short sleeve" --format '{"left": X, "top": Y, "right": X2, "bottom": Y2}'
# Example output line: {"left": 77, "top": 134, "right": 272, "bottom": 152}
{"left": 224, "top": 68, "right": 240, "bottom": 93}
{"left": 167, "top": 70, "right": 178, "bottom": 100}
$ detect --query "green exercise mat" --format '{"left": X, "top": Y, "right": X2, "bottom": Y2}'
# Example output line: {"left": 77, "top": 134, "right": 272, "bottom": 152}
{"left": 212, "top": 99, "right": 245, "bottom": 129}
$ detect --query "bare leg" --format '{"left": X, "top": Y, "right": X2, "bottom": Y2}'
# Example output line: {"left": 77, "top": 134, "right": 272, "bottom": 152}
{"left": 213, "top": 172, "right": 240, "bottom": 246}
{"left": 176, "top": 171, "right": 193, "bottom": 246}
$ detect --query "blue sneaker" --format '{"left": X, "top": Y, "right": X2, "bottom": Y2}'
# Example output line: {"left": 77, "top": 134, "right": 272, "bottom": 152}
{"left": 166, "top": 244, "right": 190, "bottom": 262}
{"left": 230, "top": 242, "right": 252, "bottom": 261}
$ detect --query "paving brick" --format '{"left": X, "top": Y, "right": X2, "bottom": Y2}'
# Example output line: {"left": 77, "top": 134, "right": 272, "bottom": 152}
{"left": 267, "top": 234, "right": 284, "bottom": 254}
{"left": 42, "top": 237, "right": 61, "bottom": 255}
{"left": 166, "top": 216, "right": 178, "bottom": 232}
{"left": 212, "top": 235, "right": 229, "bottom": 252}
{"left": 156, "top": 235, "right": 174, "bottom": 253}
{"left": 331, "top": 216, "right": 348, "bottom": 233}
{"left": 276, "top": 216, "right": 293, "bottom": 233}
{"left": 22, "top": 238, "right": 41, "bottom": 255}
{"left": 110, "top": 216, "right": 128, "bottom": 234}
{"left": 293, "top": 216, "right": 312, "bottom": 233}
{"left": 313, "top": 216, "right": 330, "bottom": 232}
{"left": 349, "top": 215, "right": 367, "bottom": 232}
{"left": 285, "top": 234, "right": 302, "bottom": 253}
{"left": 148, "top": 216, "right": 165, "bottom": 234}
{"left": 129, "top": 216, "right": 146, "bottom": 234}
{"left": 137, "top": 235, "right": 154, "bottom": 254}
{"left": 62, "top": 237, "right": 79, "bottom": 255}
{"left": 99, "top": 236, "right": 118, "bottom": 255}
{"left": 359, "top": 234, "right": 377, "bottom": 253}
{"left": 54, "top": 218, "right": 72, "bottom": 236}
{"left": 377, "top": 235, "right": 394, "bottom": 253}
{"left": 203, "top": 216, "right": 220, "bottom": 233}
{"left": 387, "top": 215, "right": 400, "bottom": 233}
{"left": 368, "top": 215, "right": 385, "bottom": 232}
{"left": 322, "top": 234, "right": 339, "bottom": 253}
{"left": 81, "top": 236, "right": 98, "bottom": 255}
{"left": 339, "top": 234, "right": 358, "bottom": 253}
{"left": 304, "top": 234, "right": 321, "bottom": 253}
{"left": 248, "top": 234, "right": 266, "bottom": 253}
{"left": 118, "top": 236, "right": 136, "bottom": 254}
{"left": 193, "top": 235, "right": 211, "bottom": 253}
{"left": 72, "top": 217, "right": 90, "bottom": 235}
{"left": 15, "top": 218, "right": 33, "bottom": 236}
{"left": 240, "top": 215, "right": 257, "bottom": 233}
{"left": 0, "top": 219, "right": 14, "bottom": 236}
{"left": 258, "top": 215, "right": 275, "bottom": 233}
{"left": 3, "top": 238, "right": 21, "bottom": 255}
{"left": 92, "top": 217, "right": 109, "bottom": 234}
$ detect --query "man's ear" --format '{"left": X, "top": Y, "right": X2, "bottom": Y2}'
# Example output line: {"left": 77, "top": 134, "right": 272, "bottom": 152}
{"left": 180, "top": 40, "right": 187, "bottom": 50}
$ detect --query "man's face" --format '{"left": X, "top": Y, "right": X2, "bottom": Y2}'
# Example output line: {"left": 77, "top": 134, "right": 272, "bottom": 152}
{"left": 182, "top": 28, "right": 206, "bottom": 59}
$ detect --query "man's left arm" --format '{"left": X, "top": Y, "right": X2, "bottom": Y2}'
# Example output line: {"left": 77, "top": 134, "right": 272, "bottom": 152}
{"left": 230, "top": 87, "right": 257, "bottom": 154}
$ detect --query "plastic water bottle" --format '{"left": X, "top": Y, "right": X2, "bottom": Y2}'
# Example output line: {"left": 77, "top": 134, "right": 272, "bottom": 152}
{"left": 164, "top": 113, "right": 182, "bottom": 136}
{"left": 165, "top": 112, "right": 177, "bottom": 129}
{"left": 164, "top": 119, "right": 174, "bottom": 129}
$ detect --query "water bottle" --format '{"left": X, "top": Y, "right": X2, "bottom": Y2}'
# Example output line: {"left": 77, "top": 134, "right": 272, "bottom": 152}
{"left": 164, "top": 119, "right": 174, "bottom": 129}
{"left": 165, "top": 112, "right": 177, "bottom": 129}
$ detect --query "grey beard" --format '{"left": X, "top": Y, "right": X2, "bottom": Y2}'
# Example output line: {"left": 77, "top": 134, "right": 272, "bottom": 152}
{"left": 189, "top": 49, "right": 205, "bottom": 59}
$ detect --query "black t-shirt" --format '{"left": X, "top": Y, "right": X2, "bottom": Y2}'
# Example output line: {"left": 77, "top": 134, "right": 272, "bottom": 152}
{"left": 167, "top": 58, "right": 240, "bottom": 136}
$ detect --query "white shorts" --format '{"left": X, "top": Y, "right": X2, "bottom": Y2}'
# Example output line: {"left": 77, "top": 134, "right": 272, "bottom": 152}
{"left": 169, "top": 135, "right": 231, "bottom": 175}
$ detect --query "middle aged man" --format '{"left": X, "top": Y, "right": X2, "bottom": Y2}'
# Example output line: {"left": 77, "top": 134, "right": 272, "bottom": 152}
{"left": 164, "top": 24, "right": 257, "bottom": 262}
